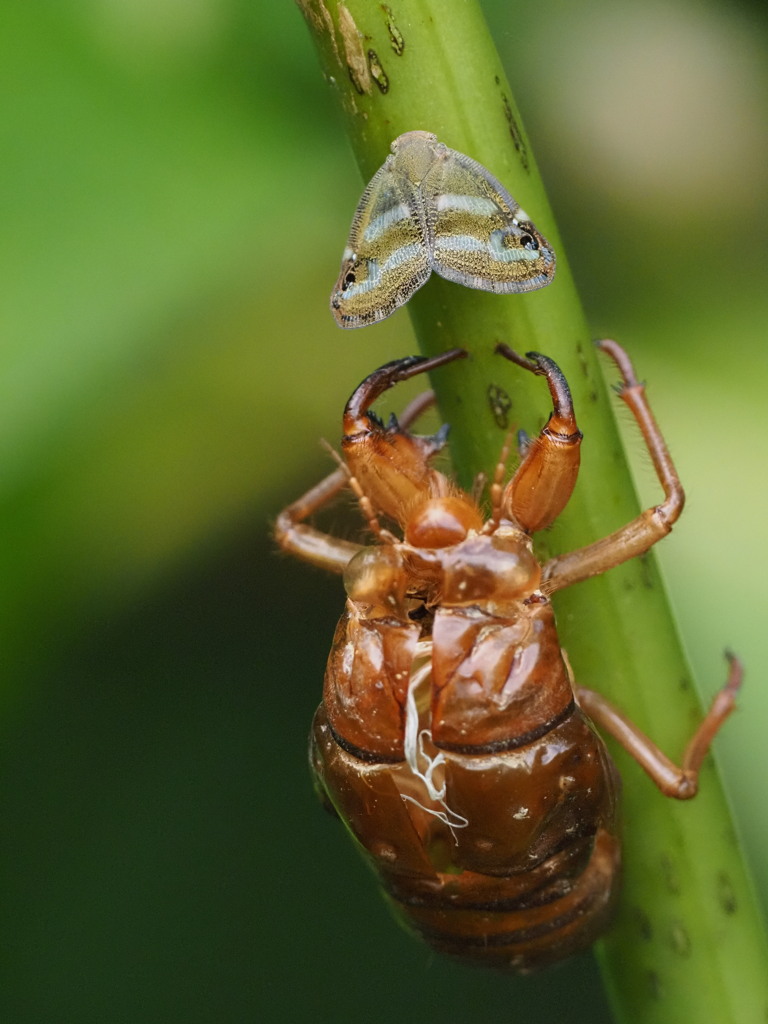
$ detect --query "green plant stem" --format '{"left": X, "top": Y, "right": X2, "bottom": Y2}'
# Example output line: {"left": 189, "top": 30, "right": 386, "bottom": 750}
{"left": 296, "top": 0, "right": 768, "bottom": 1020}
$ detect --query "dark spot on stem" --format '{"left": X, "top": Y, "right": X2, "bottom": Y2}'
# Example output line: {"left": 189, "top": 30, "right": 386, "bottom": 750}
{"left": 381, "top": 4, "right": 405, "bottom": 55}
{"left": 367, "top": 49, "right": 389, "bottom": 92}
{"left": 499, "top": 90, "right": 529, "bottom": 171}
{"left": 717, "top": 871, "right": 737, "bottom": 915}
{"left": 487, "top": 383, "right": 512, "bottom": 429}
{"left": 347, "top": 65, "right": 365, "bottom": 94}
{"left": 646, "top": 970, "right": 662, "bottom": 1000}
{"left": 637, "top": 552, "right": 655, "bottom": 590}
{"left": 660, "top": 853, "right": 681, "bottom": 895}
{"left": 633, "top": 907, "right": 653, "bottom": 941}
{"left": 669, "top": 919, "right": 691, "bottom": 958}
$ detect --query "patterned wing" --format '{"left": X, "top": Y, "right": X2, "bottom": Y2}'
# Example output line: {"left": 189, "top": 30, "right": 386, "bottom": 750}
{"left": 330, "top": 154, "right": 431, "bottom": 328}
{"left": 423, "top": 146, "right": 555, "bottom": 294}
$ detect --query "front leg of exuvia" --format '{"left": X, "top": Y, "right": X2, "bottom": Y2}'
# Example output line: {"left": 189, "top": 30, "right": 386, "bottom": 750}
{"left": 494, "top": 343, "right": 583, "bottom": 534}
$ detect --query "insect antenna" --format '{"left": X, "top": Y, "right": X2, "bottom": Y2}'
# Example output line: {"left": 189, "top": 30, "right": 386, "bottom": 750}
{"left": 483, "top": 428, "right": 517, "bottom": 534}
{"left": 470, "top": 471, "right": 487, "bottom": 506}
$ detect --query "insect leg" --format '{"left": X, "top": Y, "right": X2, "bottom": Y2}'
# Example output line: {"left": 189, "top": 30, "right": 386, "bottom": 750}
{"left": 576, "top": 653, "right": 742, "bottom": 799}
{"left": 495, "top": 343, "right": 582, "bottom": 533}
{"left": 343, "top": 348, "right": 466, "bottom": 435}
{"left": 342, "top": 349, "right": 467, "bottom": 527}
{"left": 275, "top": 467, "right": 362, "bottom": 574}
{"left": 542, "top": 339, "right": 684, "bottom": 593}
{"left": 275, "top": 385, "right": 441, "bottom": 573}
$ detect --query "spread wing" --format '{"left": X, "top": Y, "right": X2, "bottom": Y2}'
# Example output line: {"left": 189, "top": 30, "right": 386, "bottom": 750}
{"left": 331, "top": 158, "right": 431, "bottom": 329}
{"left": 423, "top": 147, "right": 556, "bottom": 294}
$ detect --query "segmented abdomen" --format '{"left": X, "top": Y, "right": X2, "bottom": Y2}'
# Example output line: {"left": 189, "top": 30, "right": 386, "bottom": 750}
{"left": 311, "top": 701, "right": 620, "bottom": 972}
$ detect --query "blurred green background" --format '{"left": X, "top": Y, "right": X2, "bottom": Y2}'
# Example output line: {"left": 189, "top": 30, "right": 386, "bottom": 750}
{"left": 1, "top": 2, "right": 766, "bottom": 1021}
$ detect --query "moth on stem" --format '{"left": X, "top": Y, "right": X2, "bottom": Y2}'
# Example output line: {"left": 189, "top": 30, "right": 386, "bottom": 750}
{"left": 331, "top": 131, "right": 555, "bottom": 327}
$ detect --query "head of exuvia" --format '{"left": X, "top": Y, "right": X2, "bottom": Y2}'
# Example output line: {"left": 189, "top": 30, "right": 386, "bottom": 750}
{"left": 343, "top": 495, "right": 542, "bottom": 620}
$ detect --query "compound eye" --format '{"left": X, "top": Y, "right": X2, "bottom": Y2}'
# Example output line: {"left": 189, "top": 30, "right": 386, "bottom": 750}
{"left": 344, "top": 546, "right": 407, "bottom": 612}
{"left": 404, "top": 497, "right": 483, "bottom": 549}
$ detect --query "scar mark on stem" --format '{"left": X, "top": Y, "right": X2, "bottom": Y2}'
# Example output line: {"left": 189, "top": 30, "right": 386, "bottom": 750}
{"left": 295, "top": 0, "right": 318, "bottom": 27}
{"left": 318, "top": 0, "right": 340, "bottom": 63}
{"left": 637, "top": 552, "right": 656, "bottom": 590}
{"left": 381, "top": 4, "right": 405, "bottom": 55}
{"left": 575, "top": 340, "right": 598, "bottom": 402}
{"left": 646, "top": 970, "right": 662, "bottom": 1000}
{"left": 717, "top": 871, "right": 737, "bottom": 915}
{"left": 297, "top": 0, "right": 341, "bottom": 65}
{"left": 669, "top": 919, "right": 691, "bottom": 958}
{"left": 660, "top": 853, "right": 681, "bottom": 895}
{"left": 368, "top": 49, "right": 389, "bottom": 93}
{"left": 487, "top": 384, "right": 512, "bottom": 429}
{"left": 496, "top": 76, "right": 529, "bottom": 172}
{"left": 339, "top": 3, "right": 371, "bottom": 94}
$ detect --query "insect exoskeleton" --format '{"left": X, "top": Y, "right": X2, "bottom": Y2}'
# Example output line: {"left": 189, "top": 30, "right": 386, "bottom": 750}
{"left": 275, "top": 343, "right": 741, "bottom": 971}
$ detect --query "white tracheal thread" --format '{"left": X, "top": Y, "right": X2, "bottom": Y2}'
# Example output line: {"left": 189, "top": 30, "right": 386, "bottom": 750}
{"left": 400, "top": 644, "right": 468, "bottom": 834}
